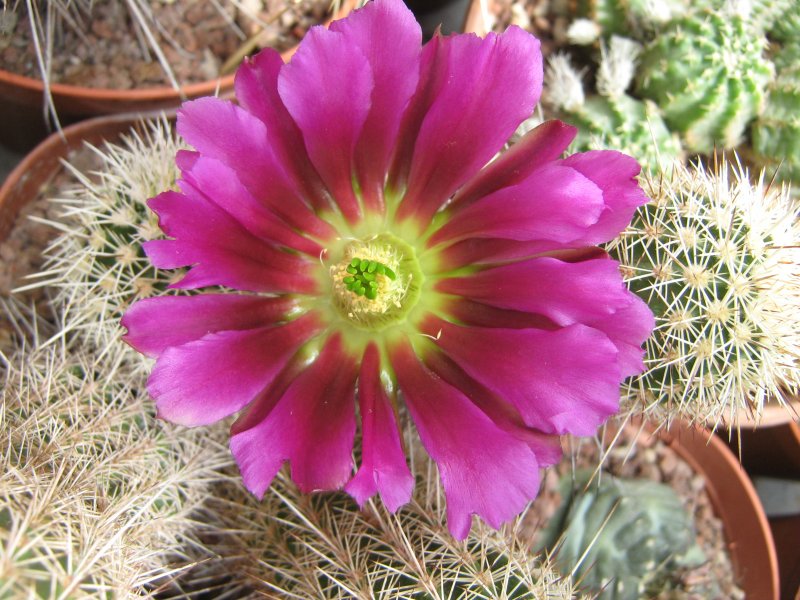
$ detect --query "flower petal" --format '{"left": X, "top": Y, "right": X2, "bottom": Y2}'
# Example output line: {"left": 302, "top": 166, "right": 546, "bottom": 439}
{"left": 345, "top": 343, "right": 413, "bottom": 512}
{"left": 584, "top": 292, "right": 654, "bottom": 377}
{"left": 278, "top": 25, "right": 373, "bottom": 222}
{"left": 560, "top": 150, "right": 647, "bottom": 244}
{"left": 234, "top": 48, "right": 332, "bottom": 211}
{"left": 148, "top": 314, "right": 322, "bottom": 427}
{"left": 391, "top": 338, "right": 542, "bottom": 540}
{"left": 329, "top": 0, "right": 421, "bottom": 211}
{"left": 437, "top": 257, "right": 634, "bottom": 327}
{"left": 144, "top": 191, "right": 317, "bottom": 294}
{"left": 178, "top": 154, "right": 322, "bottom": 256}
{"left": 122, "top": 294, "right": 297, "bottom": 358}
{"left": 450, "top": 120, "right": 577, "bottom": 211}
{"left": 428, "top": 162, "right": 604, "bottom": 247}
{"left": 230, "top": 334, "right": 358, "bottom": 497}
{"left": 177, "top": 98, "right": 335, "bottom": 240}
{"left": 395, "top": 26, "right": 543, "bottom": 227}
{"left": 424, "top": 348, "right": 563, "bottom": 467}
{"left": 426, "top": 316, "right": 623, "bottom": 436}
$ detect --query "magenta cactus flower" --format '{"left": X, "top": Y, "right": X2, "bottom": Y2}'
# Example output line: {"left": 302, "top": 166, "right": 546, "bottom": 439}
{"left": 121, "top": 0, "right": 653, "bottom": 539}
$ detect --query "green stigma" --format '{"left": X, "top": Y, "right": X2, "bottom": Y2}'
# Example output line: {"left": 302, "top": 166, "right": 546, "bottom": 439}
{"left": 329, "top": 234, "right": 423, "bottom": 332}
{"left": 343, "top": 258, "right": 396, "bottom": 300}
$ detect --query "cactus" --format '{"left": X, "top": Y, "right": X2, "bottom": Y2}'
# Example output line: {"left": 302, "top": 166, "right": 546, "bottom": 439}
{"left": 750, "top": 43, "right": 800, "bottom": 183}
{"left": 636, "top": 9, "right": 773, "bottom": 153}
{"left": 768, "top": 0, "right": 800, "bottom": 41}
{"left": 0, "top": 332, "right": 235, "bottom": 598}
{"left": 21, "top": 118, "right": 186, "bottom": 373}
{"left": 544, "top": 40, "right": 682, "bottom": 173}
{"left": 199, "top": 433, "right": 579, "bottom": 599}
{"left": 536, "top": 470, "right": 706, "bottom": 600}
{"left": 573, "top": 0, "right": 685, "bottom": 39}
{"left": 605, "top": 158, "right": 800, "bottom": 426}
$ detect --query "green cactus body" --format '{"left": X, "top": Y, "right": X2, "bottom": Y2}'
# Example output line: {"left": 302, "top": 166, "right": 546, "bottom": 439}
{"left": 562, "top": 94, "right": 683, "bottom": 173}
{"left": 768, "top": 0, "right": 800, "bottom": 41}
{"left": 605, "top": 161, "right": 800, "bottom": 425}
{"left": 636, "top": 11, "right": 773, "bottom": 153}
{"left": 751, "top": 76, "right": 800, "bottom": 183}
{"left": 575, "top": 0, "right": 684, "bottom": 38}
{"left": 537, "top": 471, "right": 705, "bottom": 600}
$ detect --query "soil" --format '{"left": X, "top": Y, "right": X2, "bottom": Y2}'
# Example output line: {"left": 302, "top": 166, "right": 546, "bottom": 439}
{"left": 0, "top": 144, "right": 101, "bottom": 352}
{"left": 0, "top": 0, "right": 330, "bottom": 89}
{"left": 524, "top": 422, "right": 745, "bottom": 599}
{"left": 484, "top": 0, "right": 572, "bottom": 58}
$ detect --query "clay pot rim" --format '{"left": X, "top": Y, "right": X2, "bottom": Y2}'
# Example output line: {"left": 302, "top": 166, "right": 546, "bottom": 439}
{"left": 0, "top": 0, "right": 355, "bottom": 104}
{"left": 0, "top": 111, "right": 168, "bottom": 242}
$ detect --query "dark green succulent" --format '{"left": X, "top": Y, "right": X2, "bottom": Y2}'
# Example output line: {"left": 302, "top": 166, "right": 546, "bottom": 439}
{"left": 536, "top": 471, "right": 706, "bottom": 600}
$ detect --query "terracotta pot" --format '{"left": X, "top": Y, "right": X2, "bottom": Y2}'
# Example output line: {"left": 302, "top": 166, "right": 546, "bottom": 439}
{"left": 0, "top": 2, "right": 355, "bottom": 150}
{"left": 656, "top": 422, "right": 781, "bottom": 600}
{"left": 0, "top": 112, "right": 154, "bottom": 243}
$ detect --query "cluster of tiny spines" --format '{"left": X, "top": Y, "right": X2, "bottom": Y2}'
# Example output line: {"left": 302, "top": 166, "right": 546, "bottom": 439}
{"left": 635, "top": 11, "right": 773, "bottom": 153}
{"left": 0, "top": 335, "right": 235, "bottom": 598}
{"left": 538, "top": 471, "right": 705, "bottom": 600}
{"left": 343, "top": 257, "right": 396, "bottom": 300}
{"left": 607, "top": 160, "right": 800, "bottom": 425}
{"left": 24, "top": 118, "right": 184, "bottom": 371}
{"left": 195, "top": 429, "right": 578, "bottom": 600}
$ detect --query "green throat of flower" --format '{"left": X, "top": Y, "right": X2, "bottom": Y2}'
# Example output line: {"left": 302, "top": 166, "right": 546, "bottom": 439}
{"left": 329, "top": 233, "right": 423, "bottom": 332}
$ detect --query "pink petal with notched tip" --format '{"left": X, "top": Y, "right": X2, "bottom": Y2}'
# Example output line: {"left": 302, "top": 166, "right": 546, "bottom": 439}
{"left": 176, "top": 98, "right": 335, "bottom": 240}
{"left": 278, "top": 25, "right": 372, "bottom": 223}
{"left": 560, "top": 150, "right": 647, "bottom": 244}
{"left": 436, "top": 257, "right": 635, "bottom": 327}
{"left": 427, "top": 162, "right": 604, "bottom": 247}
{"left": 395, "top": 26, "right": 542, "bottom": 227}
{"left": 329, "top": 0, "right": 421, "bottom": 211}
{"left": 345, "top": 343, "right": 414, "bottom": 512}
{"left": 148, "top": 313, "right": 322, "bottom": 427}
{"left": 121, "top": 294, "right": 297, "bottom": 358}
{"left": 144, "top": 191, "right": 316, "bottom": 294}
{"left": 425, "top": 316, "right": 622, "bottom": 437}
{"left": 230, "top": 334, "right": 358, "bottom": 497}
{"left": 450, "top": 120, "right": 577, "bottom": 211}
{"left": 391, "top": 338, "right": 542, "bottom": 540}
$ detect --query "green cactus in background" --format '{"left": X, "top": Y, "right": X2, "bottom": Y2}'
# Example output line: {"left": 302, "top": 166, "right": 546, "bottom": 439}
{"left": 768, "top": 0, "right": 800, "bottom": 41}
{"left": 636, "top": 10, "right": 773, "bottom": 153}
{"left": 606, "top": 159, "right": 800, "bottom": 427}
{"left": 544, "top": 39, "right": 682, "bottom": 172}
{"left": 573, "top": 0, "right": 685, "bottom": 39}
{"left": 536, "top": 470, "right": 706, "bottom": 600}
{"left": 750, "top": 43, "right": 800, "bottom": 183}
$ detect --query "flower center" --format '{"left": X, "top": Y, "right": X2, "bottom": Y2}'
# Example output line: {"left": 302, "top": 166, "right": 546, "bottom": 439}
{"left": 330, "top": 233, "right": 422, "bottom": 331}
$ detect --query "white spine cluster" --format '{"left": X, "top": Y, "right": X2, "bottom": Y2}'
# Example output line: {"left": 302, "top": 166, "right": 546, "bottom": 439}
{"left": 608, "top": 158, "right": 800, "bottom": 428}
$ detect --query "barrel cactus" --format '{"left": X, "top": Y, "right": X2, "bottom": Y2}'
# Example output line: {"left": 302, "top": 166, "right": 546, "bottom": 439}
{"left": 544, "top": 39, "right": 682, "bottom": 173}
{"left": 636, "top": 9, "right": 773, "bottom": 153}
{"left": 606, "top": 158, "right": 800, "bottom": 426}
{"left": 29, "top": 118, "right": 184, "bottom": 372}
{"left": 536, "top": 470, "right": 706, "bottom": 600}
